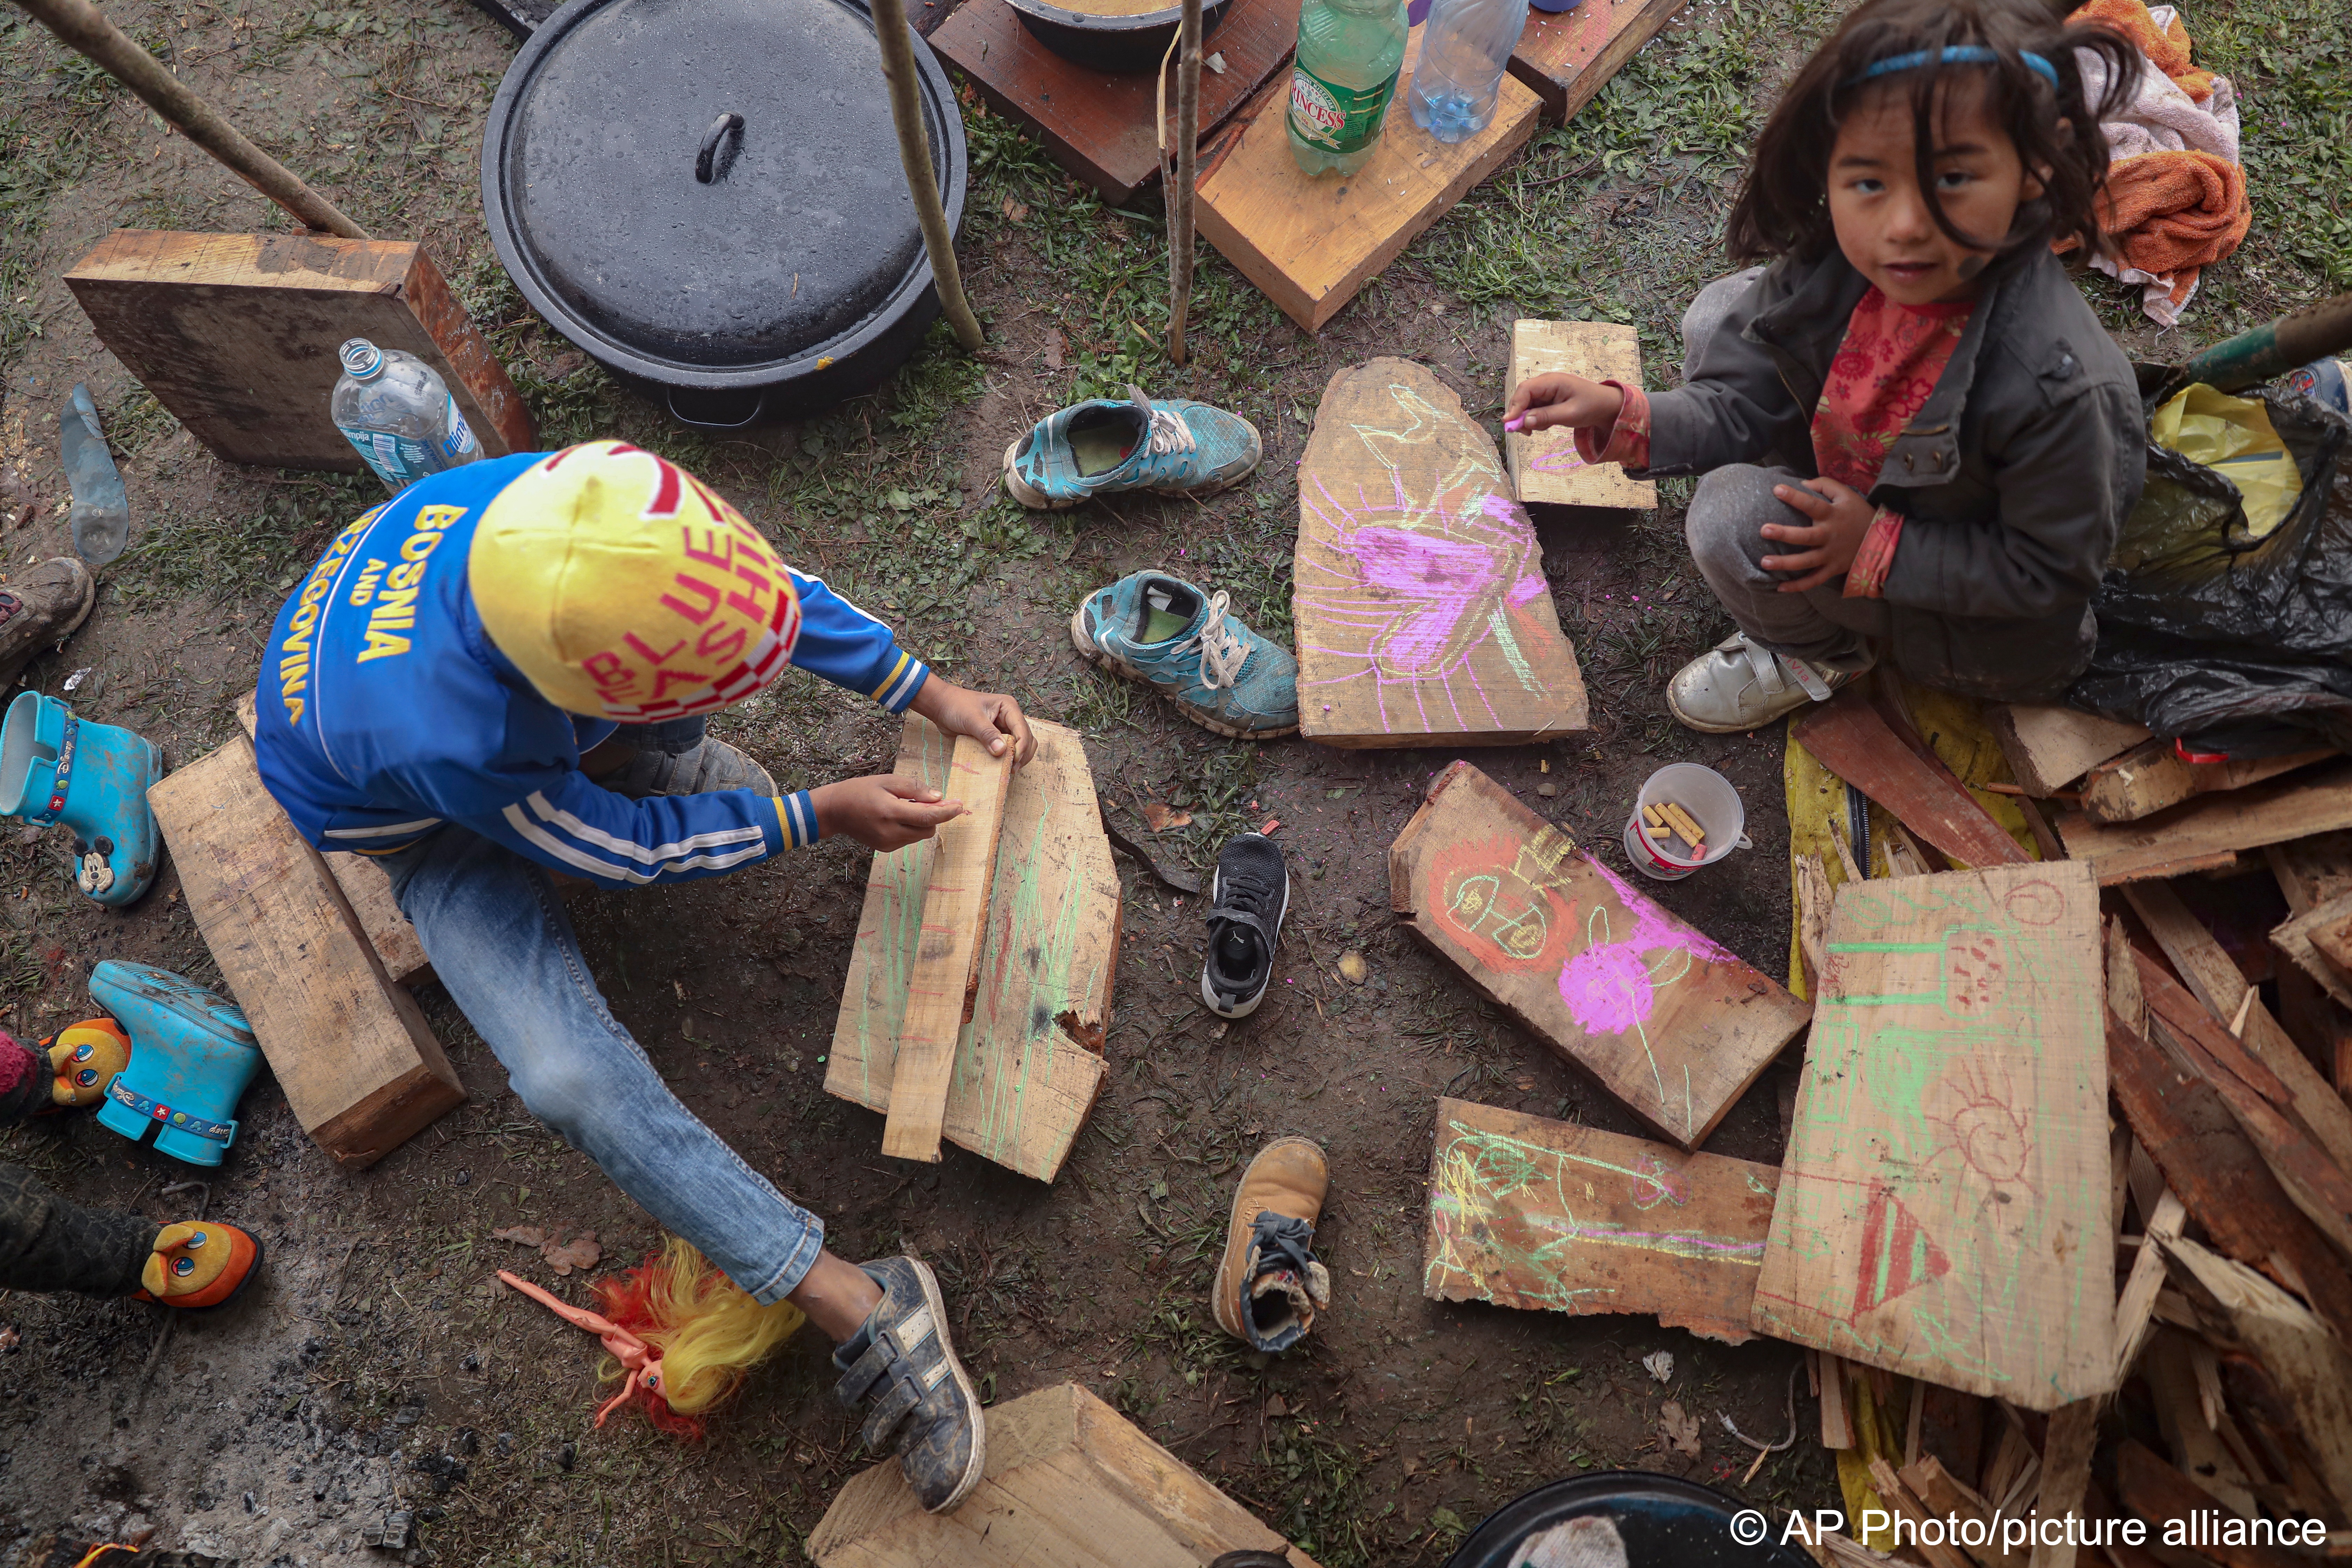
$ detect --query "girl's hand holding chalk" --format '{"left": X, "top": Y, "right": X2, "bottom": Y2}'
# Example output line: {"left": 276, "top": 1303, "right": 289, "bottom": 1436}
{"left": 1502, "top": 372, "right": 1624, "bottom": 436}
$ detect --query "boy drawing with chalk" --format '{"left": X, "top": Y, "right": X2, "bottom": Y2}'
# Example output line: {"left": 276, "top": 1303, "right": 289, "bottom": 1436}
{"left": 1506, "top": 0, "right": 2147, "bottom": 732}
{"left": 254, "top": 440, "right": 1028, "bottom": 1514}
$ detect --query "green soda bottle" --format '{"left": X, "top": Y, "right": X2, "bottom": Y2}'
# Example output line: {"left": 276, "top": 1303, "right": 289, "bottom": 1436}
{"left": 1286, "top": 0, "right": 1409, "bottom": 177}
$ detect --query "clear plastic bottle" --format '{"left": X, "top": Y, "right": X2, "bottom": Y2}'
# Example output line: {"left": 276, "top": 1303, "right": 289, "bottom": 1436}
{"left": 1408, "top": 0, "right": 1529, "bottom": 142}
{"left": 331, "top": 338, "right": 482, "bottom": 494}
{"left": 1287, "top": 0, "right": 1409, "bottom": 177}
{"left": 61, "top": 383, "right": 131, "bottom": 566}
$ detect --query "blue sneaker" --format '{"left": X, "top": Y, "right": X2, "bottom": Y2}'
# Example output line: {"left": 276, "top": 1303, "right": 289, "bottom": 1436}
{"left": 1003, "top": 387, "right": 1262, "bottom": 510}
{"left": 1071, "top": 572, "right": 1298, "bottom": 738}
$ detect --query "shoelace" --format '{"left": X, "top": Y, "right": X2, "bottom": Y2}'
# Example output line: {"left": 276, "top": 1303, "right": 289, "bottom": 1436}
{"left": 1128, "top": 384, "right": 1197, "bottom": 457}
{"left": 1213, "top": 866, "right": 1279, "bottom": 921}
{"left": 1177, "top": 590, "right": 1250, "bottom": 691}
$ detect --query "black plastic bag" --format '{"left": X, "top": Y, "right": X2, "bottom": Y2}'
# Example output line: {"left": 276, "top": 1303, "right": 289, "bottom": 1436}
{"left": 2065, "top": 387, "right": 2352, "bottom": 758}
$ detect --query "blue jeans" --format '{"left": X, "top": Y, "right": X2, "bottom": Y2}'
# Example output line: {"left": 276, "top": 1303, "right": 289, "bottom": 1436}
{"left": 382, "top": 814, "right": 825, "bottom": 1305}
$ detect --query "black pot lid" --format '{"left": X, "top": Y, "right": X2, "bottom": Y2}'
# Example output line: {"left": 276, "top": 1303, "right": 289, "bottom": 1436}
{"left": 484, "top": 0, "right": 956, "bottom": 374}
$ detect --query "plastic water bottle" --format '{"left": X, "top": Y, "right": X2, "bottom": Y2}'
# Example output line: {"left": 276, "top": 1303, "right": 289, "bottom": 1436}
{"left": 1408, "top": 0, "right": 1530, "bottom": 142}
{"left": 331, "top": 338, "right": 481, "bottom": 493}
{"left": 1287, "top": 0, "right": 1409, "bottom": 177}
{"left": 60, "top": 384, "right": 131, "bottom": 566}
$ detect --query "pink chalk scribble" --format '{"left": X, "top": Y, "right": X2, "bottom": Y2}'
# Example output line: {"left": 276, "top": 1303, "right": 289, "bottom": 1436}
{"left": 1345, "top": 525, "right": 1545, "bottom": 678}
{"left": 1555, "top": 853, "right": 1736, "bottom": 1036}
{"left": 1526, "top": 443, "right": 1591, "bottom": 476}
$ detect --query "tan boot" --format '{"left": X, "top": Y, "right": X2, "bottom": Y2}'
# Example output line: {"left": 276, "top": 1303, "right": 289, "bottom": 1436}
{"left": 1211, "top": 1136, "right": 1330, "bottom": 1353}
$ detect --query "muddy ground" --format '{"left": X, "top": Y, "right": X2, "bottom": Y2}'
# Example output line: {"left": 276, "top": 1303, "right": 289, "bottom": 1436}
{"left": 0, "top": 0, "right": 2341, "bottom": 1560}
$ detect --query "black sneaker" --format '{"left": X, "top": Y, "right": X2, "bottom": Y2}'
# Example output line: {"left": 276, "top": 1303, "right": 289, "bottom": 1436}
{"left": 831, "top": 1256, "right": 986, "bottom": 1513}
{"left": 1201, "top": 832, "right": 1288, "bottom": 1018}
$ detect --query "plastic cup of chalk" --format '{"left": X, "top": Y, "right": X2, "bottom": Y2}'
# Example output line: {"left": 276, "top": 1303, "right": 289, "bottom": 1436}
{"left": 1623, "top": 763, "right": 1752, "bottom": 882}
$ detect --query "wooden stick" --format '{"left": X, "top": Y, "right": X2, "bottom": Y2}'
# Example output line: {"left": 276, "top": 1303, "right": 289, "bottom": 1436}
{"left": 12, "top": 0, "right": 365, "bottom": 238}
{"left": 1161, "top": 0, "right": 1202, "bottom": 365}
{"left": 869, "top": 0, "right": 982, "bottom": 352}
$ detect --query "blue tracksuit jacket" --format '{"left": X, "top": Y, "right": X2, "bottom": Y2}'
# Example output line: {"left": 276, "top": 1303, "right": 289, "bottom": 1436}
{"left": 252, "top": 453, "right": 928, "bottom": 887}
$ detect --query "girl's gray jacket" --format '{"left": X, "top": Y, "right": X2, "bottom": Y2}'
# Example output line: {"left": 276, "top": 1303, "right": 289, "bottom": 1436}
{"left": 1635, "top": 246, "right": 2145, "bottom": 701}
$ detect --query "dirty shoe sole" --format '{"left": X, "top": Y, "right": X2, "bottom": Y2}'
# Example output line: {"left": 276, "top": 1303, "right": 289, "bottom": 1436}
{"left": 1068, "top": 604, "right": 1297, "bottom": 741}
{"left": 905, "top": 1255, "right": 987, "bottom": 1513}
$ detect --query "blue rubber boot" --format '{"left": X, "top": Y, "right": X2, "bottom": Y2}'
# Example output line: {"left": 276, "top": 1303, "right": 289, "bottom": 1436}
{"left": 0, "top": 691, "right": 160, "bottom": 906}
{"left": 89, "top": 960, "right": 261, "bottom": 1167}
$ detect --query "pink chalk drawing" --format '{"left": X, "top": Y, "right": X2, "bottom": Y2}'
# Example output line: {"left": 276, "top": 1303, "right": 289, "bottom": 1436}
{"left": 1554, "top": 854, "right": 1738, "bottom": 1135}
{"left": 1295, "top": 378, "right": 1568, "bottom": 736}
{"left": 1525, "top": 441, "right": 1590, "bottom": 476}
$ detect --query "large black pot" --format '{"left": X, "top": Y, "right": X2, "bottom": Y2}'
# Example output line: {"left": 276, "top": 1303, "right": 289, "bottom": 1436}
{"left": 481, "top": 0, "right": 967, "bottom": 431}
{"left": 1445, "top": 1473, "right": 1816, "bottom": 1568}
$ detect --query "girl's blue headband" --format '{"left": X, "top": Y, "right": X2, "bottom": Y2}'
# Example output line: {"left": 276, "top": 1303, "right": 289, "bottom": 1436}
{"left": 1850, "top": 45, "right": 2062, "bottom": 90}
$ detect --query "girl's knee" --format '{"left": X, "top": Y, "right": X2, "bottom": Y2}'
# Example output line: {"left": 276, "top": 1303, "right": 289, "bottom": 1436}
{"left": 1686, "top": 465, "right": 1788, "bottom": 574}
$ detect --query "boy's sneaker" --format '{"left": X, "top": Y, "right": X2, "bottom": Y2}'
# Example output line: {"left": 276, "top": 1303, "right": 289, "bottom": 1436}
{"left": 1665, "top": 632, "right": 1872, "bottom": 734}
{"left": 1202, "top": 833, "right": 1287, "bottom": 1018}
{"left": 0, "top": 558, "right": 95, "bottom": 689}
{"left": 831, "top": 1255, "right": 986, "bottom": 1514}
{"left": 1003, "top": 387, "right": 1261, "bottom": 510}
{"left": 1210, "top": 1138, "right": 1330, "bottom": 1354}
{"left": 1071, "top": 572, "right": 1297, "bottom": 738}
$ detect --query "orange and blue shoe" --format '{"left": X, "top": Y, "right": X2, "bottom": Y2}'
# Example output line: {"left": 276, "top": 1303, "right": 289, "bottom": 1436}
{"left": 133, "top": 1218, "right": 264, "bottom": 1310}
{"left": 44, "top": 1017, "right": 131, "bottom": 1108}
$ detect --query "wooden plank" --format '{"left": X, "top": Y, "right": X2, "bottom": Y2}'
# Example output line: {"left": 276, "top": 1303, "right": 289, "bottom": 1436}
{"left": 2078, "top": 740, "right": 2334, "bottom": 824}
{"left": 2270, "top": 890, "right": 2352, "bottom": 1012}
{"left": 64, "top": 230, "right": 532, "bottom": 475}
{"left": 233, "top": 691, "right": 428, "bottom": 986}
{"left": 1792, "top": 691, "right": 2032, "bottom": 871}
{"left": 1867, "top": 1457, "right": 1975, "bottom": 1568}
{"left": 1900, "top": 1456, "right": 2018, "bottom": 1568}
{"left": 1420, "top": 1097, "right": 1778, "bottom": 1340}
{"left": 1504, "top": 320, "right": 1657, "bottom": 510}
{"left": 1195, "top": 29, "right": 1539, "bottom": 333}
{"left": 1505, "top": 0, "right": 1685, "bottom": 122}
{"left": 2114, "top": 1188, "right": 2185, "bottom": 1387}
{"left": 1752, "top": 862, "right": 2111, "bottom": 1409}
{"left": 2142, "top": 1329, "right": 2259, "bottom": 1518}
{"left": 148, "top": 735, "right": 463, "bottom": 1169}
{"left": 1986, "top": 705, "right": 2151, "bottom": 797}
{"left": 2265, "top": 831, "right": 2352, "bottom": 914}
{"left": 2114, "top": 1440, "right": 2306, "bottom": 1568}
{"left": 808, "top": 1382, "right": 1320, "bottom": 1568}
{"left": 1390, "top": 762, "right": 1807, "bottom": 1147}
{"left": 2057, "top": 761, "right": 2352, "bottom": 884}
{"left": 1818, "top": 1351, "right": 1855, "bottom": 1449}
{"left": 1295, "top": 359, "right": 1587, "bottom": 747}
{"left": 2158, "top": 1232, "right": 2352, "bottom": 1518}
{"left": 2106, "top": 1012, "right": 2352, "bottom": 1347}
{"left": 929, "top": 0, "right": 1302, "bottom": 204}
{"left": 878, "top": 734, "right": 1019, "bottom": 1163}
{"left": 828, "top": 717, "right": 1118, "bottom": 1182}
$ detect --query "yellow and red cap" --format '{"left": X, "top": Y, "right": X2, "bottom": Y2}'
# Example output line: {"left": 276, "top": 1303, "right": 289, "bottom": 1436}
{"left": 471, "top": 441, "right": 803, "bottom": 720}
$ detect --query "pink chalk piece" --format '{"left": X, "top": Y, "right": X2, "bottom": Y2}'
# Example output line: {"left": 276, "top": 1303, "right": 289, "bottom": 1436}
{"left": 1503, "top": 416, "right": 1527, "bottom": 432}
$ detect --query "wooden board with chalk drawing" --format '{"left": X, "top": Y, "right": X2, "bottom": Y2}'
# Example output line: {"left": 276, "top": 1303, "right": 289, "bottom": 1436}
{"left": 1505, "top": 321, "right": 1656, "bottom": 511}
{"left": 1296, "top": 358, "right": 1587, "bottom": 748}
{"left": 1195, "top": 30, "right": 1539, "bottom": 334}
{"left": 828, "top": 716, "right": 1119, "bottom": 1181}
{"left": 1752, "top": 862, "right": 2111, "bottom": 1409}
{"left": 1422, "top": 1097, "right": 1779, "bottom": 1342}
{"left": 1391, "top": 762, "right": 1809, "bottom": 1149}
{"left": 1506, "top": 0, "right": 1686, "bottom": 123}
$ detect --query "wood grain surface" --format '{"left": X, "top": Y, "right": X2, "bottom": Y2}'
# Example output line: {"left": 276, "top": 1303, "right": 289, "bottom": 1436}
{"left": 1391, "top": 763, "right": 1807, "bottom": 1148}
{"left": 2057, "top": 760, "right": 2352, "bottom": 883}
{"left": 1505, "top": 320, "right": 1656, "bottom": 510}
{"left": 1422, "top": 1097, "right": 1779, "bottom": 1341}
{"left": 1754, "top": 862, "right": 2111, "bottom": 1409}
{"left": 1793, "top": 690, "right": 2032, "bottom": 870}
{"left": 1505, "top": 0, "right": 1685, "bottom": 121}
{"left": 1985, "top": 703, "right": 2150, "bottom": 796}
{"left": 2078, "top": 740, "right": 2333, "bottom": 824}
{"left": 1295, "top": 359, "right": 1586, "bottom": 747}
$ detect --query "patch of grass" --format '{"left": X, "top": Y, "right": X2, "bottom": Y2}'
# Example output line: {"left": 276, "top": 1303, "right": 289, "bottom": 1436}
{"left": 113, "top": 471, "right": 376, "bottom": 610}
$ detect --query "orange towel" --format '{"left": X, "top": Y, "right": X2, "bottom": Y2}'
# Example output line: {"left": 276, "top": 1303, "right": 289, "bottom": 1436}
{"left": 2075, "top": 0, "right": 2216, "bottom": 101}
{"left": 2094, "top": 149, "right": 2250, "bottom": 307}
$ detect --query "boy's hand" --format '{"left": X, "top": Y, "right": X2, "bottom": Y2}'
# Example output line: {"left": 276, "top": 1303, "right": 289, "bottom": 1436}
{"left": 1502, "top": 372, "right": 1625, "bottom": 435}
{"left": 810, "top": 775, "right": 968, "bottom": 852}
{"left": 910, "top": 678, "right": 1036, "bottom": 765}
{"left": 1764, "top": 476, "right": 1875, "bottom": 592}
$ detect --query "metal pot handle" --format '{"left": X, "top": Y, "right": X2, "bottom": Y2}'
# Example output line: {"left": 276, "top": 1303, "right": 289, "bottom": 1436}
{"left": 696, "top": 112, "right": 745, "bottom": 184}
{"left": 665, "top": 385, "right": 766, "bottom": 432}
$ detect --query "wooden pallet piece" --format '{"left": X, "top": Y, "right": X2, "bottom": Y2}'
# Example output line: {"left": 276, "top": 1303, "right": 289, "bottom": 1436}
{"left": 2077, "top": 740, "right": 2334, "bottom": 824}
{"left": 2142, "top": 1329, "right": 2260, "bottom": 1518}
{"left": 148, "top": 735, "right": 463, "bottom": 1169}
{"left": 1986, "top": 704, "right": 2151, "bottom": 797}
{"left": 1421, "top": 1097, "right": 1778, "bottom": 1340}
{"left": 2159, "top": 1232, "right": 2352, "bottom": 1518}
{"left": 1195, "top": 30, "right": 1539, "bottom": 332}
{"left": 1504, "top": 320, "right": 1657, "bottom": 511}
{"left": 2106, "top": 1012, "right": 2352, "bottom": 1347}
{"left": 829, "top": 717, "right": 1117, "bottom": 1181}
{"left": 1295, "top": 359, "right": 1587, "bottom": 747}
{"left": 233, "top": 693, "right": 428, "bottom": 986}
{"left": 1792, "top": 691, "right": 2031, "bottom": 871}
{"left": 929, "top": 0, "right": 1302, "bottom": 204}
{"left": 1752, "top": 862, "right": 2110, "bottom": 1409}
{"left": 878, "top": 733, "right": 1021, "bottom": 1163}
{"left": 2025, "top": 1400, "right": 2100, "bottom": 1568}
{"left": 64, "top": 230, "right": 532, "bottom": 475}
{"left": 1899, "top": 1456, "right": 2015, "bottom": 1568}
{"left": 809, "top": 1382, "right": 1319, "bottom": 1568}
{"left": 1505, "top": 0, "right": 1685, "bottom": 123}
{"left": 2056, "top": 760, "right": 2352, "bottom": 884}
{"left": 2270, "top": 890, "right": 2352, "bottom": 1012}
{"left": 2264, "top": 833, "right": 2352, "bottom": 1093}
{"left": 1391, "top": 763, "right": 1808, "bottom": 1147}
